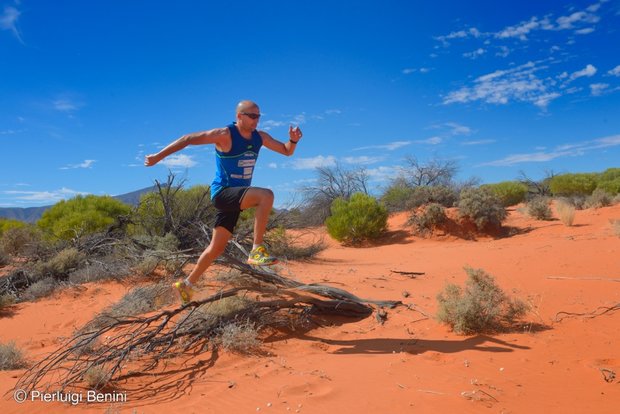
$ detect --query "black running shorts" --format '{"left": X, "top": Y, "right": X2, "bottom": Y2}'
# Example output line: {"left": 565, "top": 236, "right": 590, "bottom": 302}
{"left": 211, "top": 186, "right": 251, "bottom": 234}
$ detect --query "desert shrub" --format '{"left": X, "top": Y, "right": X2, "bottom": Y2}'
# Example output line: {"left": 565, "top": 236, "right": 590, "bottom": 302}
{"left": 68, "top": 259, "right": 128, "bottom": 284}
{"left": 558, "top": 195, "right": 586, "bottom": 210}
{"left": 33, "top": 247, "right": 85, "bottom": 282}
{"left": 436, "top": 267, "right": 529, "bottom": 334}
{"left": 597, "top": 177, "right": 620, "bottom": 196}
{"left": 555, "top": 200, "right": 576, "bottom": 226}
{"left": 0, "top": 249, "right": 8, "bottom": 266}
{"left": 37, "top": 195, "right": 131, "bottom": 241}
{"left": 405, "top": 185, "right": 458, "bottom": 210}
{"left": 584, "top": 188, "right": 613, "bottom": 209}
{"left": 0, "top": 342, "right": 28, "bottom": 370}
{"left": 549, "top": 173, "right": 598, "bottom": 196}
{"left": 0, "top": 294, "right": 15, "bottom": 309}
{"left": 408, "top": 203, "right": 447, "bottom": 235}
{"left": 483, "top": 181, "right": 528, "bottom": 207}
{"left": 457, "top": 187, "right": 507, "bottom": 231}
{"left": 132, "top": 181, "right": 216, "bottom": 249}
{"left": 380, "top": 183, "right": 415, "bottom": 212}
{"left": 325, "top": 193, "right": 388, "bottom": 245}
{"left": 265, "top": 226, "right": 326, "bottom": 260}
{"left": 599, "top": 167, "right": 620, "bottom": 182}
{"left": 217, "top": 319, "right": 261, "bottom": 353}
{"left": 21, "top": 278, "right": 58, "bottom": 301}
{"left": 0, "top": 225, "right": 44, "bottom": 257}
{"left": 84, "top": 366, "right": 112, "bottom": 390}
{"left": 527, "top": 197, "right": 553, "bottom": 220}
{"left": 0, "top": 218, "right": 26, "bottom": 236}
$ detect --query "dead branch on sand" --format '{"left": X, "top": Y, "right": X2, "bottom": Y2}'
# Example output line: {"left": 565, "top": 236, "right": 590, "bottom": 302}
{"left": 555, "top": 303, "right": 620, "bottom": 322}
{"left": 547, "top": 276, "right": 620, "bottom": 282}
{"left": 15, "top": 245, "right": 401, "bottom": 395}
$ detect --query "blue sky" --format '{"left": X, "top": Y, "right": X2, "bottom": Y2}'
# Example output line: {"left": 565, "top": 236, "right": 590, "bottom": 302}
{"left": 1, "top": 0, "right": 619, "bottom": 208}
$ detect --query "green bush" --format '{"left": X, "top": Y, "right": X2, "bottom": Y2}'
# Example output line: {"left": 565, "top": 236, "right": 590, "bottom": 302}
{"left": 584, "top": 188, "right": 613, "bottom": 209}
{"left": 37, "top": 195, "right": 131, "bottom": 241}
{"left": 483, "top": 181, "right": 528, "bottom": 207}
{"left": 0, "top": 218, "right": 26, "bottom": 236}
{"left": 549, "top": 173, "right": 598, "bottom": 196}
{"left": 457, "top": 188, "right": 507, "bottom": 231}
{"left": 599, "top": 168, "right": 620, "bottom": 182}
{"left": 596, "top": 178, "right": 620, "bottom": 196}
{"left": 406, "top": 186, "right": 458, "bottom": 210}
{"left": 325, "top": 193, "right": 388, "bottom": 245}
{"left": 408, "top": 203, "right": 447, "bottom": 235}
{"left": 527, "top": 197, "right": 553, "bottom": 220}
{"left": 380, "top": 184, "right": 415, "bottom": 212}
{"left": 436, "top": 267, "right": 529, "bottom": 334}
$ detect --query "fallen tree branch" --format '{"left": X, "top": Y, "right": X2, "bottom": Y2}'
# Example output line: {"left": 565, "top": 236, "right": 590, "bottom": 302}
{"left": 547, "top": 276, "right": 620, "bottom": 282}
{"left": 555, "top": 303, "right": 620, "bottom": 322}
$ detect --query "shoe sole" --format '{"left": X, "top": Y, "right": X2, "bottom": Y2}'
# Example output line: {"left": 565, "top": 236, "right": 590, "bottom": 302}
{"left": 247, "top": 259, "right": 279, "bottom": 266}
{"left": 173, "top": 282, "right": 193, "bottom": 304}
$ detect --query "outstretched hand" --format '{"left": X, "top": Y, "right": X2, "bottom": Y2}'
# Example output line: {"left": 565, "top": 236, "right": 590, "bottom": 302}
{"left": 144, "top": 154, "right": 161, "bottom": 167}
{"left": 289, "top": 125, "right": 303, "bottom": 142}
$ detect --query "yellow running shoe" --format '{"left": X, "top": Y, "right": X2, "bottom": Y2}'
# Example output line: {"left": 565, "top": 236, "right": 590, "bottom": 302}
{"left": 173, "top": 280, "right": 194, "bottom": 305}
{"left": 247, "top": 245, "right": 279, "bottom": 266}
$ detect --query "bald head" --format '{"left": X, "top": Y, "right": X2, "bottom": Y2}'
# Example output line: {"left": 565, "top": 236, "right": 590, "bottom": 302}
{"left": 236, "top": 100, "right": 259, "bottom": 114}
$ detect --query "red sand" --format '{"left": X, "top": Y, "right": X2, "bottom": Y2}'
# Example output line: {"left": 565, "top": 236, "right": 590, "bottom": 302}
{"left": 1, "top": 203, "right": 619, "bottom": 413}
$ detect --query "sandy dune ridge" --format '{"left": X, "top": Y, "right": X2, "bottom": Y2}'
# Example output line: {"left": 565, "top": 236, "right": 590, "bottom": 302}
{"left": 1, "top": 203, "right": 619, "bottom": 413}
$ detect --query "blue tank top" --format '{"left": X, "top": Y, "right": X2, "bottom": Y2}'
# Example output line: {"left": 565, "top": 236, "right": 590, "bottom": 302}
{"left": 210, "top": 123, "right": 263, "bottom": 199}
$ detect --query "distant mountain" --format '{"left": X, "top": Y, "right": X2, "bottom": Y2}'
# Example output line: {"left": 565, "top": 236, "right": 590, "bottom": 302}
{"left": 0, "top": 185, "right": 158, "bottom": 223}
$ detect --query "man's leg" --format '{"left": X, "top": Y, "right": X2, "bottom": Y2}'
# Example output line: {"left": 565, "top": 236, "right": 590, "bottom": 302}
{"left": 239, "top": 187, "right": 274, "bottom": 246}
{"left": 186, "top": 226, "right": 233, "bottom": 285}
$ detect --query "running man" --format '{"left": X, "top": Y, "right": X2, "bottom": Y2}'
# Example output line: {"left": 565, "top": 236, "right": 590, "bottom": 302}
{"left": 144, "top": 100, "right": 303, "bottom": 303}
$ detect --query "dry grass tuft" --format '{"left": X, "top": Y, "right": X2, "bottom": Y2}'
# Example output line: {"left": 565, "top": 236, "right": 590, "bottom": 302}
{"left": 0, "top": 341, "right": 28, "bottom": 370}
{"left": 556, "top": 200, "right": 576, "bottom": 226}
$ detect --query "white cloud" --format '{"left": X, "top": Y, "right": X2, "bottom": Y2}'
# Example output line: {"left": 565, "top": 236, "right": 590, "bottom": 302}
{"left": 443, "top": 61, "right": 561, "bottom": 109}
{"left": 160, "top": 154, "right": 197, "bottom": 168}
{"left": 325, "top": 109, "right": 342, "bottom": 115}
{"left": 292, "top": 155, "right": 336, "bottom": 170}
{"left": 496, "top": 46, "right": 510, "bottom": 57}
{"left": 353, "top": 141, "right": 412, "bottom": 151}
{"left": 342, "top": 155, "right": 385, "bottom": 165}
{"left": 496, "top": 16, "right": 551, "bottom": 40}
{"left": 575, "top": 27, "right": 595, "bottom": 34}
{"left": 461, "top": 139, "right": 496, "bottom": 146}
{"left": 52, "top": 96, "right": 84, "bottom": 113}
{"left": 3, "top": 187, "right": 87, "bottom": 203}
{"left": 590, "top": 83, "right": 609, "bottom": 96}
{"left": 463, "top": 48, "right": 486, "bottom": 59}
{"left": 608, "top": 65, "right": 620, "bottom": 76}
{"left": 268, "top": 162, "right": 278, "bottom": 169}
{"left": 569, "top": 64, "right": 597, "bottom": 81}
{"left": 365, "top": 166, "right": 399, "bottom": 182}
{"left": 292, "top": 113, "right": 306, "bottom": 125}
{"left": 402, "top": 68, "right": 416, "bottom": 75}
{"left": 60, "top": 159, "right": 96, "bottom": 170}
{"left": 445, "top": 122, "right": 472, "bottom": 136}
{"left": 416, "top": 136, "right": 443, "bottom": 145}
{"left": 0, "top": 5, "right": 24, "bottom": 44}
{"left": 483, "top": 134, "right": 620, "bottom": 166}
{"left": 261, "top": 120, "right": 285, "bottom": 131}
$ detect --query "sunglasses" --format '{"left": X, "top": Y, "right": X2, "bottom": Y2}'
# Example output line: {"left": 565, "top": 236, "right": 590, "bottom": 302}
{"left": 240, "top": 112, "right": 261, "bottom": 120}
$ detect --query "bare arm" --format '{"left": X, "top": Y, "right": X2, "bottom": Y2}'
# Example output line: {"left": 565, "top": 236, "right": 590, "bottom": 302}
{"left": 259, "top": 126, "right": 303, "bottom": 157}
{"left": 144, "top": 128, "right": 230, "bottom": 166}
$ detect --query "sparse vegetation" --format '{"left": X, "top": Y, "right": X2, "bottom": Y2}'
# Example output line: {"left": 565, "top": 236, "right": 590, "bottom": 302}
{"left": 405, "top": 185, "right": 458, "bottom": 210}
{"left": 84, "top": 366, "right": 112, "bottom": 390}
{"left": 483, "top": 181, "right": 528, "bottom": 207}
{"left": 326, "top": 193, "right": 388, "bottom": 245}
{"left": 0, "top": 341, "right": 28, "bottom": 370}
{"left": 527, "top": 197, "right": 553, "bottom": 220}
{"left": 0, "top": 225, "right": 44, "bottom": 257}
{"left": 436, "top": 267, "right": 529, "bottom": 334}
{"left": 584, "top": 188, "right": 613, "bottom": 209}
{"left": 408, "top": 203, "right": 447, "bottom": 235}
{"left": 556, "top": 200, "right": 576, "bottom": 226}
{"left": 612, "top": 219, "right": 620, "bottom": 238}
{"left": 457, "top": 187, "right": 507, "bottom": 231}
{"left": 265, "top": 226, "right": 326, "bottom": 260}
